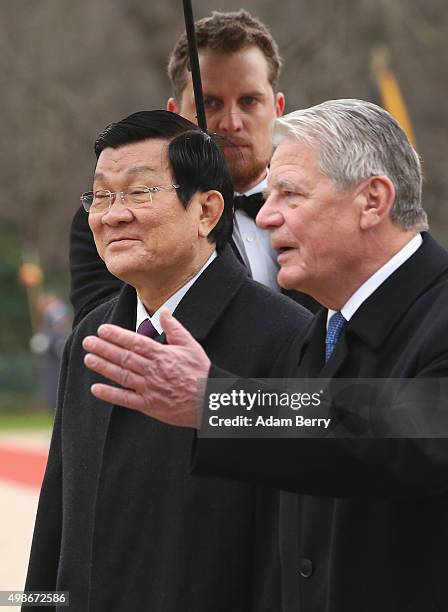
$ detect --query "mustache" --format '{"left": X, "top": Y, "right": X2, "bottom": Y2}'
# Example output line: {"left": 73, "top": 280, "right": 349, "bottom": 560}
{"left": 210, "top": 133, "right": 251, "bottom": 149}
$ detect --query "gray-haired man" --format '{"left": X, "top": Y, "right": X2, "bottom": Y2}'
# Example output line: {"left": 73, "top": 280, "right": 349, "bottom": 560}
{"left": 84, "top": 100, "right": 448, "bottom": 611}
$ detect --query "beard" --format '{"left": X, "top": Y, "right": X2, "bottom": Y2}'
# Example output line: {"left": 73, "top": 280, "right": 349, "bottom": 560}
{"left": 224, "top": 147, "right": 269, "bottom": 193}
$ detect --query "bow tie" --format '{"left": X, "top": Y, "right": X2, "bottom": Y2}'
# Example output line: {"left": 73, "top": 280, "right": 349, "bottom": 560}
{"left": 233, "top": 192, "right": 265, "bottom": 220}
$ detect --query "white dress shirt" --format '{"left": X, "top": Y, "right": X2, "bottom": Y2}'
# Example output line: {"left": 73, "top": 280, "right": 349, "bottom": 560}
{"left": 327, "top": 233, "right": 423, "bottom": 327}
{"left": 136, "top": 251, "right": 217, "bottom": 334}
{"left": 233, "top": 176, "right": 280, "bottom": 292}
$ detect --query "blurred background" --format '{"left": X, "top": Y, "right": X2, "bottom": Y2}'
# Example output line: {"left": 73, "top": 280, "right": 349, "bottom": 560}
{"left": 0, "top": 0, "right": 447, "bottom": 595}
{"left": 1, "top": 0, "right": 447, "bottom": 415}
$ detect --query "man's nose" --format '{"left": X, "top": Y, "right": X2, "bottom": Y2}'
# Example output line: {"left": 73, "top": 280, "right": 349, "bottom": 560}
{"left": 256, "top": 194, "right": 284, "bottom": 229}
{"left": 101, "top": 194, "right": 134, "bottom": 225}
{"left": 215, "top": 106, "right": 243, "bottom": 133}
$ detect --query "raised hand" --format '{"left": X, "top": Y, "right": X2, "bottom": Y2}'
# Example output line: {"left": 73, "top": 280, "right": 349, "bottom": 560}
{"left": 82, "top": 308, "right": 211, "bottom": 428}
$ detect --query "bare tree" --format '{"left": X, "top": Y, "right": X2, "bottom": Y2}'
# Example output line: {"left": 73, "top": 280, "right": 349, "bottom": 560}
{"left": 0, "top": 0, "right": 447, "bottom": 278}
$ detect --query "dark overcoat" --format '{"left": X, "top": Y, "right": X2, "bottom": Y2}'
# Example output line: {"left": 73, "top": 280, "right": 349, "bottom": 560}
{"left": 194, "top": 234, "right": 448, "bottom": 612}
{"left": 24, "top": 247, "right": 311, "bottom": 612}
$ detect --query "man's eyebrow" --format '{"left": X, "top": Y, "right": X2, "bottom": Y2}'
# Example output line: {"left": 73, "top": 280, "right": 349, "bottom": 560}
{"left": 202, "top": 90, "right": 266, "bottom": 99}
{"left": 264, "top": 178, "right": 297, "bottom": 198}
{"left": 125, "top": 165, "right": 156, "bottom": 175}
{"left": 238, "top": 90, "right": 266, "bottom": 98}
{"left": 275, "top": 178, "right": 298, "bottom": 190}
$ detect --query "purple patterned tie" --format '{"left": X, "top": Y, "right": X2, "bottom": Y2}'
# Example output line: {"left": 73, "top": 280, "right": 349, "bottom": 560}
{"left": 137, "top": 318, "right": 158, "bottom": 338}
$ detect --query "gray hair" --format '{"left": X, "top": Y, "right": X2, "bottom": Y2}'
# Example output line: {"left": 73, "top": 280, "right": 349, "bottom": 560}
{"left": 273, "top": 99, "right": 428, "bottom": 231}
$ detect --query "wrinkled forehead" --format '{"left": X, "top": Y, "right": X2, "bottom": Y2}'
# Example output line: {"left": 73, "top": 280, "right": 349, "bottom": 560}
{"left": 94, "top": 139, "right": 172, "bottom": 183}
{"left": 270, "top": 137, "right": 320, "bottom": 172}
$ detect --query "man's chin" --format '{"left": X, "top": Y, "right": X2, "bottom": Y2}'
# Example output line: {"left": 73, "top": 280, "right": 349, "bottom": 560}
{"left": 225, "top": 156, "right": 267, "bottom": 192}
{"left": 277, "top": 269, "right": 303, "bottom": 292}
{"left": 104, "top": 259, "right": 133, "bottom": 284}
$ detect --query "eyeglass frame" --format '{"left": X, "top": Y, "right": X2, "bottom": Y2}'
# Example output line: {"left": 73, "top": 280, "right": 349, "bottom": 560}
{"left": 80, "top": 184, "right": 180, "bottom": 213}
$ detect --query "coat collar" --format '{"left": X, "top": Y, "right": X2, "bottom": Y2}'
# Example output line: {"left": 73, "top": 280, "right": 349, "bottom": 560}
{"left": 297, "top": 233, "right": 448, "bottom": 376}
{"left": 346, "top": 233, "right": 448, "bottom": 349}
{"left": 169, "top": 245, "right": 248, "bottom": 341}
{"left": 106, "top": 245, "right": 248, "bottom": 342}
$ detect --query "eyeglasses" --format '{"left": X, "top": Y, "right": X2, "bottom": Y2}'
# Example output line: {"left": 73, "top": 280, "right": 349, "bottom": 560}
{"left": 80, "top": 184, "right": 180, "bottom": 213}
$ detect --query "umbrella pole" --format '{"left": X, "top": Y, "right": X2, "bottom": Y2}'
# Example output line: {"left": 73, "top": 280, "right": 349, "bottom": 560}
{"left": 182, "top": 0, "right": 207, "bottom": 132}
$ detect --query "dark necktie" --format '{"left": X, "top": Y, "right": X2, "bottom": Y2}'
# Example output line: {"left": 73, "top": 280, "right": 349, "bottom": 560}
{"left": 137, "top": 318, "right": 158, "bottom": 339}
{"left": 325, "top": 311, "right": 346, "bottom": 361}
{"left": 233, "top": 192, "right": 265, "bottom": 220}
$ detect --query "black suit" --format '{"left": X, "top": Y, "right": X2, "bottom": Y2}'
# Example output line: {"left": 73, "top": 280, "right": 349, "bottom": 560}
{"left": 24, "top": 247, "right": 311, "bottom": 612}
{"left": 70, "top": 204, "right": 319, "bottom": 326}
{"left": 193, "top": 234, "right": 448, "bottom": 611}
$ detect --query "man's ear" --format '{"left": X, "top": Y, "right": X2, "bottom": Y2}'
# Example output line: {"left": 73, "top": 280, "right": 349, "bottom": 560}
{"left": 359, "top": 175, "right": 396, "bottom": 230}
{"left": 166, "top": 98, "right": 179, "bottom": 113}
{"left": 275, "top": 92, "right": 285, "bottom": 117}
{"left": 198, "top": 190, "right": 224, "bottom": 238}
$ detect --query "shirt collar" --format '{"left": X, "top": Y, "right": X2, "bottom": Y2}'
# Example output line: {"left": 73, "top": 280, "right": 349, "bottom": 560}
{"left": 327, "top": 233, "right": 423, "bottom": 328}
{"left": 236, "top": 174, "right": 268, "bottom": 197}
{"left": 136, "top": 250, "right": 217, "bottom": 334}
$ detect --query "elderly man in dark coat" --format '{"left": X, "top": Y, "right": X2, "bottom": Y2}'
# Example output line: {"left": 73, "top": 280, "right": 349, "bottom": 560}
{"left": 23, "top": 110, "right": 311, "bottom": 611}
{"left": 84, "top": 101, "right": 448, "bottom": 612}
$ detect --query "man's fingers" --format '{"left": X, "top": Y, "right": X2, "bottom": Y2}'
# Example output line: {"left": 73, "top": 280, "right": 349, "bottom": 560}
{"left": 83, "top": 336, "right": 148, "bottom": 374}
{"left": 95, "top": 324, "right": 165, "bottom": 357}
{"left": 160, "top": 308, "right": 195, "bottom": 347}
{"left": 90, "top": 383, "right": 147, "bottom": 412}
{"left": 84, "top": 353, "right": 145, "bottom": 392}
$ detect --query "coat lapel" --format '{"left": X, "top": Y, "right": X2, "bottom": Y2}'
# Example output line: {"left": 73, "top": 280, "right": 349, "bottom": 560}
{"left": 94, "top": 246, "right": 246, "bottom": 446}
{"left": 90, "top": 284, "right": 138, "bottom": 476}
{"left": 295, "top": 309, "right": 327, "bottom": 377}
{"left": 295, "top": 309, "right": 351, "bottom": 378}
{"left": 346, "top": 233, "right": 448, "bottom": 350}
{"left": 297, "top": 233, "right": 448, "bottom": 379}
{"left": 168, "top": 245, "right": 248, "bottom": 342}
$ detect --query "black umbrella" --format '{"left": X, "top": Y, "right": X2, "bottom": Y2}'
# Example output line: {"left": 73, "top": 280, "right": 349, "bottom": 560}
{"left": 182, "top": 0, "right": 207, "bottom": 132}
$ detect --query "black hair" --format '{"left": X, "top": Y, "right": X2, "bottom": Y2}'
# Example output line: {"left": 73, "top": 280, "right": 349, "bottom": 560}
{"left": 168, "top": 130, "right": 233, "bottom": 250}
{"left": 94, "top": 110, "right": 233, "bottom": 250}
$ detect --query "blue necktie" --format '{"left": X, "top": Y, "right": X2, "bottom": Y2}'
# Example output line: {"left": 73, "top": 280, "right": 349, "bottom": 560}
{"left": 325, "top": 311, "right": 346, "bottom": 361}
{"left": 137, "top": 318, "right": 158, "bottom": 338}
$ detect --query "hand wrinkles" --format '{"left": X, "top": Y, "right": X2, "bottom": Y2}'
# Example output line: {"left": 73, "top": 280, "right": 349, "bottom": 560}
{"left": 119, "top": 366, "right": 132, "bottom": 390}
{"left": 120, "top": 349, "right": 134, "bottom": 370}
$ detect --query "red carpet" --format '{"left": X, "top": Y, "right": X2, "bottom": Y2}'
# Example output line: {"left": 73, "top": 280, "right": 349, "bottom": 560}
{"left": 0, "top": 446, "right": 48, "bottom": 489}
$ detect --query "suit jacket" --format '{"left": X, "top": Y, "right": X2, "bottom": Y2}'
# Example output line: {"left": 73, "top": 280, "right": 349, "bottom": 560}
{"left": 24, "top": 246, "right": 311, "bottom": 612}
{"left": 193, "top": 234, "right": 448, "bottom": 612}
{"left": 69, "top": 204, "right": 320, "bottom": 326}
